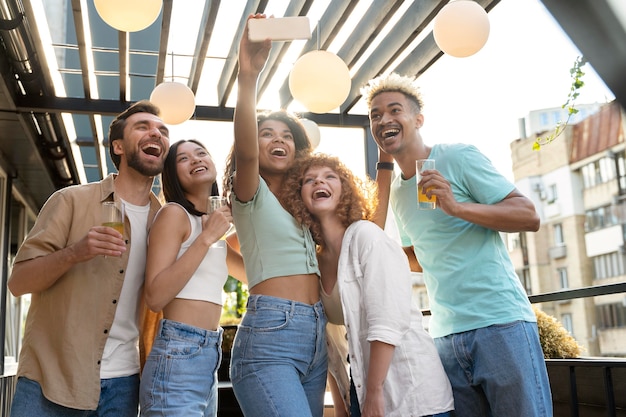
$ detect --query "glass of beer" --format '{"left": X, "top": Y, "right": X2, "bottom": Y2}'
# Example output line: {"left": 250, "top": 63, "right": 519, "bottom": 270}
{"left": 207, "top": 196, "right": 228, "bottom": 248}
{"left": 416, "top": 159, "right": 436, "bottom": 210}
{"left": 102, "top": 201, "right": 124, "bottom": 234}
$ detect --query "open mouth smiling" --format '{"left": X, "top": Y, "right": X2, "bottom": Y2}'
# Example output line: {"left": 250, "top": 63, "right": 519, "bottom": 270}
{"left": 142, "top": 143, "right": 163, "bottom": 157}
{"left": 191, "top": 166, "right": 207, "bottom": 174}
{"left": 313, "top": 188, "right": 331, "bottom": 200}
{"left": 381, "top": 128, "right": 400, "bottom": 139}
{"left": 270, "top": 147, "right": 287, "bottom": 157}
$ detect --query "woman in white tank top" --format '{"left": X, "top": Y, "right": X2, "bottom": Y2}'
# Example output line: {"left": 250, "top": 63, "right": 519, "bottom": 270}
{"left": 139, "top": 139, "right": 246, "bottom": 417}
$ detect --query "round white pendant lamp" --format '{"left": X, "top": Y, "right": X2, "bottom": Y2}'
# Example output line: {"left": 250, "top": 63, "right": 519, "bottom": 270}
{"left": 289, "top": 51, "right": 351, "bottom": 114}
{"left": 94, "top": 0, "right": 162, "bottom": 32}
{"left": 433, "top": 0, "right": 490, "bottom": 58}
{"left": 149, "top": 82, "right": 196, "bottom": 125}
{"left": 300, "top": 118, "right": 321, "bottom": 149}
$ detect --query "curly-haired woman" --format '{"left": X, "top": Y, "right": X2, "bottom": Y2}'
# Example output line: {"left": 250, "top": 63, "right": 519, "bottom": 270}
{"left": 281, "top": 153, "right": 454, "bottom": 417}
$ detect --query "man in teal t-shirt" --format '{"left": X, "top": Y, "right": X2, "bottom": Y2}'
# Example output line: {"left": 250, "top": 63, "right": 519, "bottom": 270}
{"left": 361, "top": 73, "right": 553, "bottom": 417}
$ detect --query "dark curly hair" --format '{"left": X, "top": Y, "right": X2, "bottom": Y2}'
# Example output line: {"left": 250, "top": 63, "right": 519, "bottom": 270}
{"left": 280, "top": 153, "right": 377, "bottom": 248}
{"left": 223, "top": 110, "right": 312, "bottom": 202}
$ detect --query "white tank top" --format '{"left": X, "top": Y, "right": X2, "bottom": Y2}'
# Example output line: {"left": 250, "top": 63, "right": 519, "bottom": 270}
{"left": 172, "top": 203, "right": 228, "bottom": 305}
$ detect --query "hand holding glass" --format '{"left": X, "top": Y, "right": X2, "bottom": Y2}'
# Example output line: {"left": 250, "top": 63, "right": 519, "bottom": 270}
{"left": 102, "top": 201, "right": 124, "bottom": 234}
{"left": 416, "top": 159, "right": 436, "bottom": 210}
{"left": 207, "top": 196, "right": 228, "bottom": 248}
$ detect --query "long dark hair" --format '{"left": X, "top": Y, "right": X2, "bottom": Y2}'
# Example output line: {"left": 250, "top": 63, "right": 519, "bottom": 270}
{"left": 162, "top": 139, "right": 219, "bottom": 216}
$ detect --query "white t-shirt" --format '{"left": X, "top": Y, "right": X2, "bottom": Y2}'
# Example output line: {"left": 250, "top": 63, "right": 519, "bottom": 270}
{"left": 101, "top": 199, "right": 149, "bottom": 378}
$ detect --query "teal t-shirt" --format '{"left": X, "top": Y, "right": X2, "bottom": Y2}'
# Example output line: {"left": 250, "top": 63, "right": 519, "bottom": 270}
{"left": 390, "top": 143, "right": 536, "bottom": 338}
{"left": 232, "top": 177, "right": 319, "bottom": 289}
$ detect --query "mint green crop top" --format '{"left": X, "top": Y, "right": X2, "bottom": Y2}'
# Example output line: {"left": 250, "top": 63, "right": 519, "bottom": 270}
{"left": 232, "top": 178, "right": 319, "bottom": 289}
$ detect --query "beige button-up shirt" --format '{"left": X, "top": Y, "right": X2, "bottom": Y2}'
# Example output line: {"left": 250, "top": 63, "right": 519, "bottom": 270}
{"left": 14, "top": 174, "right": 161, "bottom": 410}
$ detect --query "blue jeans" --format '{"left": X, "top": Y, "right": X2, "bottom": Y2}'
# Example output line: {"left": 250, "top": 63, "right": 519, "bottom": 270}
{"left": 10, "top": 374, "right": 139, "bottom": 417}
{"left": 230, "top": 295, "right": 328, "bottom": 417}
{"left": 139, "top": 319, "right": 222, "bottom": 417}
{"left": 434, "top": 320, "right": 552, "bottom": 417}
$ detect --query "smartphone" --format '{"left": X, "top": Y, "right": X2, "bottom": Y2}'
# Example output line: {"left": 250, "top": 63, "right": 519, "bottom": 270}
{"left": 248, "top": 16, "right": 311, "bottom": 42}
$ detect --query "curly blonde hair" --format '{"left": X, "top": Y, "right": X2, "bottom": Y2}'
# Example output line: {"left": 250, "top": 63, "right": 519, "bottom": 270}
{"left": 360, "top": 72, "right": 424, "bottom": 112}
{"left": 280, "top": 153, "right": 377, "bottom": 248}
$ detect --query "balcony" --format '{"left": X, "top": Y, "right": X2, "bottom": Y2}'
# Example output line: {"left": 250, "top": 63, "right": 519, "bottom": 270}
{"left": 550, "top": 244, "right": 568, "bottom": 259}
{"left": 3, "top": 283, "right": 626, "bottom": 416}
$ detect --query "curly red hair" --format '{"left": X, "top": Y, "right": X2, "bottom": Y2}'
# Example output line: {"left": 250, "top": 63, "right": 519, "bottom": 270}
{"left": 280, "top": 153, "right": 378, "bottom": 248}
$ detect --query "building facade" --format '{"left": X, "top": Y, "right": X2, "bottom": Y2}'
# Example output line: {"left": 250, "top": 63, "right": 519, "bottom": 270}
{"left": 510, "top": 101, "right": 626, "bottom": 357}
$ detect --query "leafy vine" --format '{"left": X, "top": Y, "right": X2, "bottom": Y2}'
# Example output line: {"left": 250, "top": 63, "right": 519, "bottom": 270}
{"left": 533, "top": 56, "right": 586, "bottom": 151}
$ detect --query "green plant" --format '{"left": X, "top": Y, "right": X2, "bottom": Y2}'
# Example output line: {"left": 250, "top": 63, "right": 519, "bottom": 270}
{"left": 221, "top": 275, "right": 248, "bottom": 324}
{"left": 533, "top": 56, "right": 586, "bottom": 151}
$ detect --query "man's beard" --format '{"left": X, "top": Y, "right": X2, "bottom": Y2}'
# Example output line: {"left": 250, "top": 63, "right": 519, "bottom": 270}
{"left": 127, "top": 150, "right": 163, "bottom": 177}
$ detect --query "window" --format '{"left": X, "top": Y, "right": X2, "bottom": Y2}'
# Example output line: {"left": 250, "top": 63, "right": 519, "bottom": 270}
{"left": 558, "top": 268, "right": 569, "bottom": 289}
{"left": 584, "top": 205, "right": 619, "bottom": 232}
{"left": 546, "top": 183, "right": 558, "bottom": 203}
{"left": 593, "top": 251, "right": 626, "bottom": 279}
{"left": 554, "top": 223, "right": 564, "bottom": 246}
{"left": 561, "top": 313, "right": 574, "bottom": 334}
{"left": 618, "top": 151, "right": 626, "bottom": 191}
{"left": 597, "top": 303, "right": 626, "bottom": 329}
{"left": 581, "top": 157, "right": 617, "bottom": 189}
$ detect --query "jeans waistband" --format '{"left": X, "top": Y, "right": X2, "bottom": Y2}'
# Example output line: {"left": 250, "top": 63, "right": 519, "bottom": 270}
{"left": 159, "top": 319, "right": 223, "bottom": 346}
{"left": 246, "top": 294, "right": 324, "bottom": 317}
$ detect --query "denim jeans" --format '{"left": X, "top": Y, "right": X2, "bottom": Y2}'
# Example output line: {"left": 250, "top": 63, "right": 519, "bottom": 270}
{"left": 230, "top": 295, "right": 328, "bottom": 417}
{"left": 434, "top": 320, "right": 552, "bottom": 417}
{"left": 10, "top": 374, "right": 139, "bottom": 417}
{"left": 139, "top": 319, "right": 222, "bottom": 417}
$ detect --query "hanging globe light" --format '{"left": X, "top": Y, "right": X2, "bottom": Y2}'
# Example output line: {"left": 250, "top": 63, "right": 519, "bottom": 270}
{"left": 300, "top": 118, "right": 321, "bottom": 149}
{"left": 150, "top": 82, "right": 196, "bottom": 125}
{"left": 289, "top": 51, "right": 351, "bottom": 114}
{"left": 433, "top": 1, "right": 490, "bottom": 58}
{"left": 94, "top": 0, "right": 162, "bottom": 32}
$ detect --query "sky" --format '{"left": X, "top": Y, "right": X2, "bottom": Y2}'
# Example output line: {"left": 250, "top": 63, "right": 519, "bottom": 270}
{"left": 168, "top": 0, "right": 616, "bottom": 186}
{"left": 416, "top": 0, "right": 615, "bottom": 180}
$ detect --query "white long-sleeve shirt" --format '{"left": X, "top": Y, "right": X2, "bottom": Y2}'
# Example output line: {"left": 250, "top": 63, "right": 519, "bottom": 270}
{"left": 327, "top": 220, "right": 454, "bottom": 416}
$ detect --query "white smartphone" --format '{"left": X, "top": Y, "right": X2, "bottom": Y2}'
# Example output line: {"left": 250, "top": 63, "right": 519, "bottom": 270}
{"left": 248, "top": 16, "right": 311, "bottom": 42}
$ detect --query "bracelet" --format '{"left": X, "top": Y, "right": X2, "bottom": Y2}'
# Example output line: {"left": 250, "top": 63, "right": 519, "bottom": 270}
{"left": 376, "top": 162, "right": 394, "bottom": 170}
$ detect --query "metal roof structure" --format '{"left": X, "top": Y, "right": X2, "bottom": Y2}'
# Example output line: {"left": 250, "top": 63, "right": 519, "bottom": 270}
{"left": 0, "top": 0, "right": 624, "bottom": 212}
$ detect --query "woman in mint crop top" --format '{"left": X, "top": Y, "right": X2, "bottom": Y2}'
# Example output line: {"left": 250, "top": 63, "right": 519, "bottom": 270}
{"left": 223, "top": 14, "right": 328, "bottom": 417}
{"left": 139, "top": 140, "right": 246, "bottom": 417}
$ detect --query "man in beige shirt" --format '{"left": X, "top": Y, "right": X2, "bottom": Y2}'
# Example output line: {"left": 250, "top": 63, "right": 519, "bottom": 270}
{"left": 8, "top": 100, "right": 170, "bottom": 417}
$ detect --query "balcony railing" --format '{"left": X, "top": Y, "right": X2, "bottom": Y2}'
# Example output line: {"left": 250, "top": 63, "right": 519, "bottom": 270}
{"left": 529, "top": 282, "right": 626, "bottom": 417}
{"left": 2, "top": 282, "right": 626, "bottom": 416}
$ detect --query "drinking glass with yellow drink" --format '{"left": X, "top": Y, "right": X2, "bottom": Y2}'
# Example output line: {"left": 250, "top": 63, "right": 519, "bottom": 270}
{"left": 416, "top": 159, "right": 436, "bottom": 210}
{"left": 102, "top": 201, "right": 124, "bottom": 234}
{"left": 207, "top": 196, "right": 228, "bottom": 248}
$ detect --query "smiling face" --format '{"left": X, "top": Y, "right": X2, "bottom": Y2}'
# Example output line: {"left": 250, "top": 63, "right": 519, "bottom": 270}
{"left": 174, "top": 141, "right": 217, "bottom": 193}
{"left": 300, "top": 165, "right": 343, "bottom": 218}
{"left": 115, "top": 111, "right": 170, "bottom": 177}
{"left": 258, "top": 119, "right": 296, "bottom": 173}
{"left": 368, "top": 91, "right": 423, "bottom": 156}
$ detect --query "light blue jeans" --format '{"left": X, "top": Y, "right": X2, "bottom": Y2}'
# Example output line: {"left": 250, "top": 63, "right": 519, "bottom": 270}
{"left": 230, "top": 295, "right": 328, "bottom": 417}
{"left": 434, "top": 320, "right": 553, "bottom": 417}
{"left": 10, "top": 374, "right": 139, "bottom": 417}
{"left": 139, "top": 319, "right": 222, "bottom": 417}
